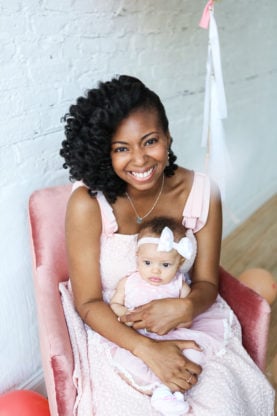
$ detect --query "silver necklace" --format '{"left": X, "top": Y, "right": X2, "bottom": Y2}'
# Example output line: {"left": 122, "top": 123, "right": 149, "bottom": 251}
{"left": 126, "top": 175, "right": 165, "bottom": 224}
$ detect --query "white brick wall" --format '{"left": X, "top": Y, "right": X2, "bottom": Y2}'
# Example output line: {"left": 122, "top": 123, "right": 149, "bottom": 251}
{"left": 0, "top": 0, "right": 276, "bottom": 393}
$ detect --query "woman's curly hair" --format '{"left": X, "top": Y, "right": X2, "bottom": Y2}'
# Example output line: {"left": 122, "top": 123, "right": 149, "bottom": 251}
{"left": 60, "top": 75, "right": 178, "bottom": 202}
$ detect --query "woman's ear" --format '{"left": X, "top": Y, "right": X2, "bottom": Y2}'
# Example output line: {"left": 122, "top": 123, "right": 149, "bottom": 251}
{"left": 166, "top": 131, "right": 171, "bottom": 148}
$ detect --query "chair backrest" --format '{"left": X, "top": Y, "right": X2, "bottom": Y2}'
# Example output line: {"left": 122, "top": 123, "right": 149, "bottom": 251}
{"left": 29, "top": 184, "right": 76, "bottom": 416}
{"left": 29, "top": 184, "right": 72, "bottom": 282}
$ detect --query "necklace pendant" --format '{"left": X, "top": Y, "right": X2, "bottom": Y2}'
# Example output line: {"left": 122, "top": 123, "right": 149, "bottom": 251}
{"left": 126, "top": 175, "right": 165, "bottom": 225}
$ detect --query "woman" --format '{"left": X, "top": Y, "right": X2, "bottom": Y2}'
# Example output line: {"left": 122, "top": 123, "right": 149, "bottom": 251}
{"left": 60, "top": 75, "right": 274, "bottom": 415}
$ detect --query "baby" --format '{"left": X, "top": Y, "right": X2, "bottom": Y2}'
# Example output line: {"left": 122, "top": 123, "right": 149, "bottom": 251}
{"left": 110, "top": 216, "right": 204, "bottom": 415}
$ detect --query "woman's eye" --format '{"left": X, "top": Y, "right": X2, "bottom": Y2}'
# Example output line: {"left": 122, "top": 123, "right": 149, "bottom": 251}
{"left": 113, "top": 146, "right": 128, "bottom": 153}
{"left": 145, "top": 138, "right": 158, "bottom": 146}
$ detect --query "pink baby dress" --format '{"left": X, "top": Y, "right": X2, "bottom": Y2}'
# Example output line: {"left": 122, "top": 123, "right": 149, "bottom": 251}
{"left": 110, "top": 269, "right": 232, "bottom": 394}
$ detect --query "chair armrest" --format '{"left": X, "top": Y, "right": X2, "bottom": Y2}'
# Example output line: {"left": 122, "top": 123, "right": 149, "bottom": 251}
{"left": 34, "top": 265, "right": 76, "bottom": 416}
{"left": 219, "top": 267, "right": 270, "bottom": 371}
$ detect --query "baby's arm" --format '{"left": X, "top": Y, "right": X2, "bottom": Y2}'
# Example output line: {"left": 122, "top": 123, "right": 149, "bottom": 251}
{"left": 110, "top": 276, "right": 130, "bottom": 320}
{"left": 176, "top": 281, "right": 192, "bottom": 328}
{"left": 180, "top": 281, "right": 191, "bottom": 298}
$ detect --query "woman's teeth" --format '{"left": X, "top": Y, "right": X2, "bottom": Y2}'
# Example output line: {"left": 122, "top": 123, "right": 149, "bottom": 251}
{"left": 131, "top": 168, "right": 153, "bottom": 178}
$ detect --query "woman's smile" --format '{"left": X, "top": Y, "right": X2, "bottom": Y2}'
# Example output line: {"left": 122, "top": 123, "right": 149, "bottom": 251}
{"left": 128, "top": 166, "right": 157, "bottom": 182}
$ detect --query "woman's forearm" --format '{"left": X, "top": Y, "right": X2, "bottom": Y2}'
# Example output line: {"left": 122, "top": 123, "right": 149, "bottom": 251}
{"left": 186, "top": 281, "right": 218, "bottom": 319}
{"left": 78, "top": 299, "right": 150, "bottom": 355}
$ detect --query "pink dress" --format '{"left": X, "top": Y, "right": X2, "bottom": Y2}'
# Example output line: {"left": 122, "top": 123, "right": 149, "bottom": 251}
{"left": 61, "top": 172, "right": 274, "bottom": 416}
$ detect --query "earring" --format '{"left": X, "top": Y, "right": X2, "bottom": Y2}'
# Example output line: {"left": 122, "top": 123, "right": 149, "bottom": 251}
{"left": 166, "top": 151, "right": 170, "bottom": 167}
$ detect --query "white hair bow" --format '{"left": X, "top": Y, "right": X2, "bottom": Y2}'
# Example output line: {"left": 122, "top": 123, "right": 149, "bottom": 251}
{"left": 137, "top": 226, "right": 193, "bottom": 260}
{"left": 157, "top": 227, "right": 193, "bottom": 260}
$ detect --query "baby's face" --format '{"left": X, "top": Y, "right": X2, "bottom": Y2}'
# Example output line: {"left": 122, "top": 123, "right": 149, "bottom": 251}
{"left": 137, "top": 243, "right": 183, "bottom": 285}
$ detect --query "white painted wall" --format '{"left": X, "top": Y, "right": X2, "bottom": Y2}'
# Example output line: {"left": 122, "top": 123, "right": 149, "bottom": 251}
{"left": 0, "top": 0, "right": 276, "bottom": 394}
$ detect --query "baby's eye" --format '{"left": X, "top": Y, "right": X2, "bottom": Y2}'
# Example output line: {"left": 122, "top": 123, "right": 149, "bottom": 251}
{"left": 144, "top": 260, "right": 151, "bottom": 266}
{"left": 162, "top": 263, "right": 170, "bottom": 268}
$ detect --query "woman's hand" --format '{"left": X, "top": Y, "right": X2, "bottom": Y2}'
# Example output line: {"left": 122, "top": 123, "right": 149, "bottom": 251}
{"left": 134, "top": 338, "right": 202, "bottom": 392}
{"left": 120, "top": 298, "right": 193, "bottom": 335}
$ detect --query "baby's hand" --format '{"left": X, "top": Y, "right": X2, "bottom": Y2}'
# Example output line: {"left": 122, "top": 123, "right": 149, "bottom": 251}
{"left": 117, "top": 315, "right": 133, "bottom": 327}
{"left": 121, "top": 308, "right": 134, "bottom": 327}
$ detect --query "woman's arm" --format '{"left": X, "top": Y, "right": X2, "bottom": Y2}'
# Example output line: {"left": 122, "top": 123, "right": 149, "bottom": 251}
{"left": 184, "top": 179, "right": 222, "bottom": 316}
{"left": 65, "top": 187, "right": 202, "bottom": 391}
{"left": 120, "top": 180, "right": 222, "bottom": 334}
{"left": 66, "top": 187, "right": 141, "bottom": 351}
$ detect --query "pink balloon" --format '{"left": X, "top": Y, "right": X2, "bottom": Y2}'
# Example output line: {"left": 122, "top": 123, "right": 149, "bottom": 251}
{"left": 238, "top": 268, "right": 277, "bottom": 305}
{"left": 0, "top": 390, "right": 50, "bottom": 415}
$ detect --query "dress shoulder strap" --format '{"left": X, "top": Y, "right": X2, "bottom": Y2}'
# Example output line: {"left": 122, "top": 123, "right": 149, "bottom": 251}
{"left": 71, "top": 181, "right": 118, "bottom": 235}
{"left": 182, "top": 172, "right": 211, "bottom": 233}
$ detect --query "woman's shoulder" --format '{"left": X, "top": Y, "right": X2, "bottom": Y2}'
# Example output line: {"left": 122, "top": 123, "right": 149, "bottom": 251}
{"left": 67, "top": 185, "right": 101, "bottom": 223}
{"left": 172, "top": 166, "right": 194, "bottom": 181}
{"left": 174, "top": 168, "right": 220, "bottom": 196}
{"left": 64, "top": 186, "right": 103, "bottom": 252}
{"left": 174, "top": 168, "right": 211, "bottom": 184}
{"left": 177, "top": 169, "right": 221, "bottom": 232}
{"left": 168, "top": 167, "right": 194, "bottom": 193}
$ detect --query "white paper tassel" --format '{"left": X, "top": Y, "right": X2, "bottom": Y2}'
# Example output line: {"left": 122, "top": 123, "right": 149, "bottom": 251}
{"left": 200, "top": 2, "right": 232, "bottom": 199}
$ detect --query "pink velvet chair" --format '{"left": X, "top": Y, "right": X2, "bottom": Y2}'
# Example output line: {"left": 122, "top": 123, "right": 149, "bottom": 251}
{"left": 28, "top": 184, "right": 271, "bottom": 416}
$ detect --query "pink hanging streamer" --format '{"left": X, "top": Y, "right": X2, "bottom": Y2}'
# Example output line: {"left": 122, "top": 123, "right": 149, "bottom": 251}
{"left": 199, "top": 0, "right": 214, "bottom": 29}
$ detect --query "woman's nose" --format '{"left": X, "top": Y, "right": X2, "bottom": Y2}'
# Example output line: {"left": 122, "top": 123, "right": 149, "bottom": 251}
{"left": 132, "top": 148, "right": 146, "bottom": 165}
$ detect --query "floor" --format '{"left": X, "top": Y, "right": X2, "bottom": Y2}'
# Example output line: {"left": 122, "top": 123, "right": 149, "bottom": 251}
{"left": 220, "top": 193, "right": 277, "bottom": 412}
